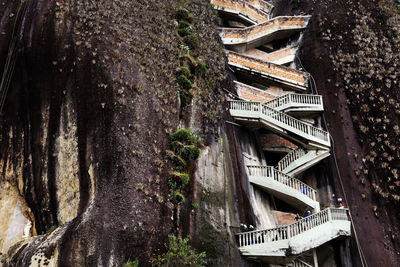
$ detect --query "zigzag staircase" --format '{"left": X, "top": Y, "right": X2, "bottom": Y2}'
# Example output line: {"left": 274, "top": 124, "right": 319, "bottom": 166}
{"left": 264, "top": 93, "right": 324, "bottom": 116}
{"left": 244, "top": 46, "right": 297, "bottom": 65}
{"left": 247, "top": 165, "right": 320, "bottom": 212}
{"left": 219, "top": 15, "right": 310, "bottom": 52}
{"left": 277, "top": 148, "right": 330, "bottom": 176}
{"left": 211, "top": 0, "right": 270, "bottom": 24}
{"left": 228, "top": 51, "right": 310, "bottom": 91}
{"left": 229, "top": 100, "right": 330, "bottom": 149}
{"left": 237, "top": 208, "right": 350, "bottom": 264}
{"left": 211, "top": 1, "right": 351, "bottom": 266}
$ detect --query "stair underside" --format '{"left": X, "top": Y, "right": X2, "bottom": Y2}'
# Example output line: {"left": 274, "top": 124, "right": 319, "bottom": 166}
{"left": 232, "top": 116, "right": 330, "bottom": 150}
{"left": 223, "top": 28, "right": 305, "bottom": 53}
{"left": 239, "top": 221, "right": 351, "bottom": 264}
{"left": 249, "top": 175, "right": 319, "bottom": 211}
{"left": 281, "top": 150, "right": 331, "bottom": 176}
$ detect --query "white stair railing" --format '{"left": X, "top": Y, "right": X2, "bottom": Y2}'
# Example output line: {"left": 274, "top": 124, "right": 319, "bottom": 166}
{"left": 220, "top": 16, "right": 310, "bottom": 43}
{"left": 210, "top": 0, "right": 270, "bottom": 23}
{"left": 228, "top": 51, "right": 309, "bottom": 87}
{"left": 235, "top": 81, "right": 276, "bottom": 102}
{"left": 277, "top": 148, "right": 306, "bottom": 172}
{"left": 247, "top": 165, "right": 317, "bottom": 201}
{"left": 267, "top": 46, "right": 296, "bottom": 63}
{"left": 236, "top": 208, "right": 349, "bottom": 247}
{"left": 264, "top": 93, "right": 323, "bottom": 110}
{"left": 246, "top": 0, "right": 274, "bottom": 14}
{"left": 229, "top": 100, "right": 330, "bottom": 147}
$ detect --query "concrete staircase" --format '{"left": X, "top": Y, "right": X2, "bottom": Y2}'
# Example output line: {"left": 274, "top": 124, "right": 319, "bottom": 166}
{"left": 245, "top": 0, "right": 274, "bottom": 14}
{"left": 277, "top": 148, "right": 330, "bottom": 176}
{"left": 229, "top": 100, "right": 330, "bottom": 149}
{"left": 211, "top": 1, "right": 351, "bottom": 265}
{"left": 228, "top": 51, "right": 310, "bottom": 91}
{"left": 264, "top": 93, "right": 324, "bottom": 116}
{"left": 220, "top": 16, "right": 311, "bottom": 52}
{"left": 211, "top": 0, "right": 270, "bottom": 24}
{"left": 247, "top": 165, "right": 320, "bottom": 212}
{"left": 235, "top": 81, "right": 277, "bottom": 103}
{"left": 244, "top": 46, "right": 297, "bottom": 65}
{"left": 236, "top": 208, "right": 351, "bottom": 264}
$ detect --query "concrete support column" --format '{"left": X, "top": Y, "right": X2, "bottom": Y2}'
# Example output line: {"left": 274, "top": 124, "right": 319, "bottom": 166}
{"left": 313, "top": 248, "right": 319, "bottom": 267}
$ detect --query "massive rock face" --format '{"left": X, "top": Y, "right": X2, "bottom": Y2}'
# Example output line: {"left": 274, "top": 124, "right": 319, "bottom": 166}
{"left": 1, "top": 0, "right": 399, "bottom": 266}
{"left": 0, "top": 0, "right": 255, "bottom": 266}
{"left": 292, "top": 0, "right": 400, "bottom": 266}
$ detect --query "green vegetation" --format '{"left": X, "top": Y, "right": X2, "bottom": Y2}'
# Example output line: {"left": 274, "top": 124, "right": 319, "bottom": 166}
{"left": 196, "top": 59, "right": 209, "bottom": 74}
{"left": 177, "top": 74, "right": 193, "bottom": 90}
{"left": 174, "top": 1, "right": 212, "bottom": 114}
{"left": 177, "top": 65, "right": 191, "bottom": 77}
{"left": 183, "top": 34, "right": 200, "bottom": 50}
{"left": 166, "top": 150, "right": 187, "bottom": 171}
{"left": 169, "top": 128, "right": 202, "bottom": 165}
{"left": 171, "top": 171, "right": 190, "bottom": 186}
{"left": 191, "top": 202, "right": 199, "bottom": 208}
{"left": 149, "top": 235, "right": 206, "bottom": 267}
{"left": 167, "top": 128, "right": 202, "bottom": 204}
{"left": 124, "top": 259, "right": 139, "bottom": 267}
{"left": 173, "top": 190, "right": 185, "bottom": 204}
{"left": 170, "top": 128, "right": 201, "bottom": 145}
{"left": 178, "top": 20, "right": 193, "bottom": 37}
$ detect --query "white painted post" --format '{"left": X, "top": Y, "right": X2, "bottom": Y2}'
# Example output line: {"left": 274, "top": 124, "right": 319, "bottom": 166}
{"left": 313, "top": 248, "right": 319, "bottom": 267}
{"left": 327, "top": 208, "right": 332, "bottom": 222}
{"left": 287, "top": 225, "right": 291, "bottom": 239}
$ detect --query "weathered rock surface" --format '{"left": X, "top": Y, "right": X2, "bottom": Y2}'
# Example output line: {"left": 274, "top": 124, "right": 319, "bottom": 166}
{"left": 0, "top": 0, "right": 255, "bottom": 266}
{"left": 1, "top": 0, "right": 399, "bottom": 266}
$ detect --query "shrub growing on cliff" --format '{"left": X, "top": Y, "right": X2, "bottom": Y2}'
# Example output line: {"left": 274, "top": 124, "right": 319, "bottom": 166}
{"left": 149, "top": 235, "right": 206, "bottom": 267}
{"left": 182, "top": 145, "right": 200, "bottom": 160}
{"left": 177, "top": 74, "right": 193, "bottom": 90}
{"left": 177, "top": 65, "right": 191, "bottom": 77}
{"left": 170, "top": 128, "right": 200, "bottom": 146}
{"left": 166, "top": 150, "right": 186, "bottom": 171}
{"left": 184, "top": 34, "right": 200, "bottom": 50}
{"left": 169, "top": 129, "right": 201, "bottom": 163}
{"left": 167, "top": 129, "right": 202, "bottom": 204}
{"left": 171, "top": 171, "right": 190, "bottom": 186}
{"left": 178, "top": 20, "right": 193, "bottom": 37}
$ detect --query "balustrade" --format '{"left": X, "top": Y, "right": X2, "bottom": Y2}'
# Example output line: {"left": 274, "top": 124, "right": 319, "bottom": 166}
{"left": 229, "top": 100, "right": 330, "bottom": 146}
{"left": 228, "top": 51, "right": 309, "bottom": 85}
{"left": 211, "top": 0, "right": 270, "bottom": 23}
{"left": 220, "top": 16, "right": 310, "bottom": 41}
{"left": 278, "top": 148, "right": 306, "bottom": 171}
{"left": 247, "top": 165, "right": 317, "bottom": 200}
{"left": 265, "top": 94, "right": 322, "bottom": 110}
{"left": 236, "top": 208, "right": 349, "bottom": 247}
